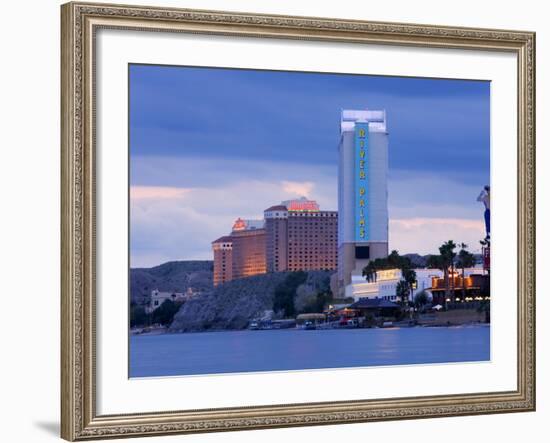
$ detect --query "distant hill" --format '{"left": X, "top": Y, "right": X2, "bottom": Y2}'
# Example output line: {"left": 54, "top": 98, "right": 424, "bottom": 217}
{"left": 403, "top": 253, "right": 428, "bottom": 267}
{"left": 130, "top": 260, "right": 213, "bottom": 304}
{"left": 403, "top": 253, "right": 484, "bottom": 268}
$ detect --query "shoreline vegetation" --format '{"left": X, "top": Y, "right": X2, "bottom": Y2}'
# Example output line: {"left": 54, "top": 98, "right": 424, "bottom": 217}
{"left": 130, "top": 248, "right": 490, "bottom": 335}
{"left": 129, "top": 246, "right": 490, "bottom": 334}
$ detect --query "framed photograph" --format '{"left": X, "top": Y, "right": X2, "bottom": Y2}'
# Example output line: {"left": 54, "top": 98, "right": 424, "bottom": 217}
{"left": 61, "top": 1, "right": 536, "bottom": 440}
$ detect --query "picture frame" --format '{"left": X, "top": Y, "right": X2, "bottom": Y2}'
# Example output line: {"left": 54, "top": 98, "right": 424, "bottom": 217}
{"left": 61, "top": 1, "right": 536, "bottom": 440}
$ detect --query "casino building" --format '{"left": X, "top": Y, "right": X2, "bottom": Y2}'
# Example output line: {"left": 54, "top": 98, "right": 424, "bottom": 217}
{"left": 212, "top": 218, "right": 266, "bottom": 286}
{"left": 212, "top": 198, "right": 338, "bottom": 286}
{"left": 264, "top": 198, "right": 338, "bottom": 273}
{"left": 337, "top": 109, "right": 389, "bottom": 297}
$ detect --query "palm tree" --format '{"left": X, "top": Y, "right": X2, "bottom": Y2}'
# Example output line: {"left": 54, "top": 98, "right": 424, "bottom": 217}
{"left": 361, "top": 251, "right": 416, "bottom": 308}
{"left": 402, "top": 268, "right": 417, "bottom": 304}
{"left": 427, "top": 254, "right": 445, "bottom": 306}
{"left": 414, "top": 290, "right": 429, "bottom": 311}
{"left": 426, "top": 254, "right": 444, "bottom": 270}
{"left": 387, "top": 250, "right": 402, "bottom": 268}
{"left": 438, "top": 240, "right": 457, "bottom": 305}
{"left": 395, "top": 279, "right": 410, "bottom": 307}
{"left": 426, "top": 241, "right": 456, "bottom": 308}
{"left": 362, "top": 261, "right": 378, "bottom": 283}
{"left": 388, "top": 249, "right": 413, "bottom": 270}
{"left": 457, "top": 243, "right": 476, "bottom": 301}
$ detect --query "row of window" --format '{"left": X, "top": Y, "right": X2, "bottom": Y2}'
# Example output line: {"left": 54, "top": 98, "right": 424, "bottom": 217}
{"left": 288, "top": 213, "right": 337, "bottom": 217}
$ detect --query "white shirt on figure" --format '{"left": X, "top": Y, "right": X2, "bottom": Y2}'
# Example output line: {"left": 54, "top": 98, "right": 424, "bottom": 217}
{"left": 477, "top": 190, "right": 490, "bottom": 210}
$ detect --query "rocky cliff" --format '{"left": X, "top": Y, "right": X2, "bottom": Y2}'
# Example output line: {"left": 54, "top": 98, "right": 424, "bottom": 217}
{"left": 169, "top": 270, "right": 333, "bottom": 332}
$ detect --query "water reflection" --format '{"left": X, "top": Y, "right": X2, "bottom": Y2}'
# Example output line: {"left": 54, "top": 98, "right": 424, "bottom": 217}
{"left": 130, "top": 325, "right": 490, "bottom": 377}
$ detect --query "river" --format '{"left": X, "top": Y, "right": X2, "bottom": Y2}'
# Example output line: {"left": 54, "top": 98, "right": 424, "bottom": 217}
{"left": 130, "top": 325, "right": 489, "bottom": 377}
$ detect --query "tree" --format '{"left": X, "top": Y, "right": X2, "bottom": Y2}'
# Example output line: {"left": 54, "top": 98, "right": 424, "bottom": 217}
{"left": 362, "top": 261, "right": 377, "bottom": 283}
{"left": 363, "top": 312, "right": 377, "bottom": 328}
{"left": 273, "top": 271, "right": 308, "bottom": 318}
{"left": 426, "top": 241, "right": 457, "bottom": 308}
{"left": 361, "top": 251, "right": 417, "bottom": 309}
{"left": 151, "top": 299, "right": 182, "bottom": 326}
{"left": 130, "top": 304, "right": 149, "bottom": 327}
{"left": 387, "top": 250, "right": 403, "bottom": 268}
{"left": 395, "top": 279, "right": 410, "bottom": 307}
{"left": 362, "top": 251, "right": 413, "bottom": 284}
{"left": 457, "top": 243, "right": 476, "bottom": 300}
{"left": 477, "top": 299, "right": 490, "bottom": 323}
{"left": 438, "top": 240, "right": 457, "bottom": 306}
{"left": 402, "top": 268, "right": 417, "bottom": 305}
{"left": 312, "top": 291, "right": 332, "bottom": 313}
{"left": 414, "top": 290, "right": 429, "bottom": 311}
{"left": 294, "top": 286, "right": 332, "bottom": 314}
{"left": 387, "top": 250, "right": 413, "bottom": 271}
{"left": 427, "top": 254, "right": 444, "bottom": 271}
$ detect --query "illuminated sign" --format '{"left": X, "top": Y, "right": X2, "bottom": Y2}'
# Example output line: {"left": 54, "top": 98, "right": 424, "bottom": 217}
{"left": 355, "top": 122, "right": 369, "bottom": 242}
{"left": 287, "top": 199, "right": 320, "bottom": 212}
{"left": 232, "top": 218, "right": 247, "bottom": 231}
{"left": 377, "top": 269, "right": 400, "bottom": 281}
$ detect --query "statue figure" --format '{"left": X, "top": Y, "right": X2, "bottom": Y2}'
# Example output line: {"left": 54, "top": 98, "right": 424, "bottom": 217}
{"left": 477, "top": 185, "right": 490, "bottom": 243}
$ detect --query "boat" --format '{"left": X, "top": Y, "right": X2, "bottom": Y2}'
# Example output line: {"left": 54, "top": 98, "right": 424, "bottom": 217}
{"left": 248, "top": 321, "right": 260, "bottom": 330}
{"left": 303, "top": 320, "right": 316, "bottom": 330}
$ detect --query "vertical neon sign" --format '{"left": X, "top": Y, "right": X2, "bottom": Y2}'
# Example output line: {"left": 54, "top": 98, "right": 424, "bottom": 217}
{"left": 355, "top": 122, "right": 369, "bottom": 242}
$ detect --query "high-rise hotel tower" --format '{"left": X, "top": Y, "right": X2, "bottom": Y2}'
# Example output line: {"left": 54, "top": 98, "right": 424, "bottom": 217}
{"left": 212, "top": 198, "right": 337, "bottom": 286}
{"left": 264, "top": 198, "right": 337, "bottom": 273}
{"left": 338, "top": 109, "right": 389, "bottom": 296}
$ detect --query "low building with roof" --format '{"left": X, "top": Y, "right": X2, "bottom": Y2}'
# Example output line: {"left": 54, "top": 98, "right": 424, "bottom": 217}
{"left": 348, "top": 298, "right": 401, "bottom": 318}
{"left": 346, "top": 266, "right": 486, "bottom": 304}
{"left": 146, "top": 288, "right": 197, "bottom": 313}
{"left": 428, "top": 271, "right": 490, "bottom": 305}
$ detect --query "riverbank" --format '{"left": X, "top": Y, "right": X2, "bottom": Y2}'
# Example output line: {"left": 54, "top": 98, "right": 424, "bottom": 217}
{"left": 131, "top": 319, "right": 489, "bottom": 336}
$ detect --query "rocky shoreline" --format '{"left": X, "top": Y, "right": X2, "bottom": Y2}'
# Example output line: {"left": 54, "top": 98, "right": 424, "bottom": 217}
{"left": 169, "top": 270, "right": 332, "bottom": 332}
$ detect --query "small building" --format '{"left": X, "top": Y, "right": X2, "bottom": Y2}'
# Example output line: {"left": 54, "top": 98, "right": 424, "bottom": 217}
{"left": 146, "top": 288, "right": 194, "bottom": 313}
{"left": 429, "top": 272, "right": 490, "bottom": 305}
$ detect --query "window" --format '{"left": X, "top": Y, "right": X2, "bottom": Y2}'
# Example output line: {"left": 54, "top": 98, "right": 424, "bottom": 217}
{"left": 355, "top": 246, "right": 370, "bottom": 259}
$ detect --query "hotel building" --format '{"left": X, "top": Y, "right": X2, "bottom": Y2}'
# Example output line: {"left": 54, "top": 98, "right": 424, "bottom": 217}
{"left": 212, "top": 198, "right": 337, "bottom": 286}
{"left": 337, "top": 109, "right": 389, "bottom": 296}
{"left": 212, "top": 219, "right": 266, "bottom": 286}
{"left": 264, "top": 198, "right": 338, "bottom": 272}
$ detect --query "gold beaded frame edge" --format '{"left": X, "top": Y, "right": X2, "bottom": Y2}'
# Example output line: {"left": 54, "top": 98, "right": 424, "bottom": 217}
{"left": 61, "top": 2, "right": 536, "bottom": 440}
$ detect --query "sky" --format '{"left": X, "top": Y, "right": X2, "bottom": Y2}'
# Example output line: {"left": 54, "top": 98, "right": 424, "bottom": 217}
{"left": 129, "top": 64, "right": 490, "bottom": 268}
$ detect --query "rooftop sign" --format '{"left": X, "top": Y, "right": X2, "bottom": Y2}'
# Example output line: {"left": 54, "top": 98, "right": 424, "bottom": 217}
{"left": 285, "top": 199, "right": 320, "bottom": 212}
{"left": 232, "top": 218, "right": 247, "bottom": 231}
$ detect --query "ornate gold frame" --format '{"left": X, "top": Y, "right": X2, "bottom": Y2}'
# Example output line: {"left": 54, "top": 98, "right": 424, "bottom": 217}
{"left": 61, "top": 1, "right": 536, "bottom": 440}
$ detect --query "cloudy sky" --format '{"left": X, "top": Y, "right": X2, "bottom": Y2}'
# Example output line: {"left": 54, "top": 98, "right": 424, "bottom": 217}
{"left": 129, "top": 64, "right": 490, "bottom": 268}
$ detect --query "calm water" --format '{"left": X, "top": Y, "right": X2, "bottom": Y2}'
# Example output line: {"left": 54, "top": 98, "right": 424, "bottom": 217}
{"left": 129, "top": 325, "right": 490, "bottom": 377}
